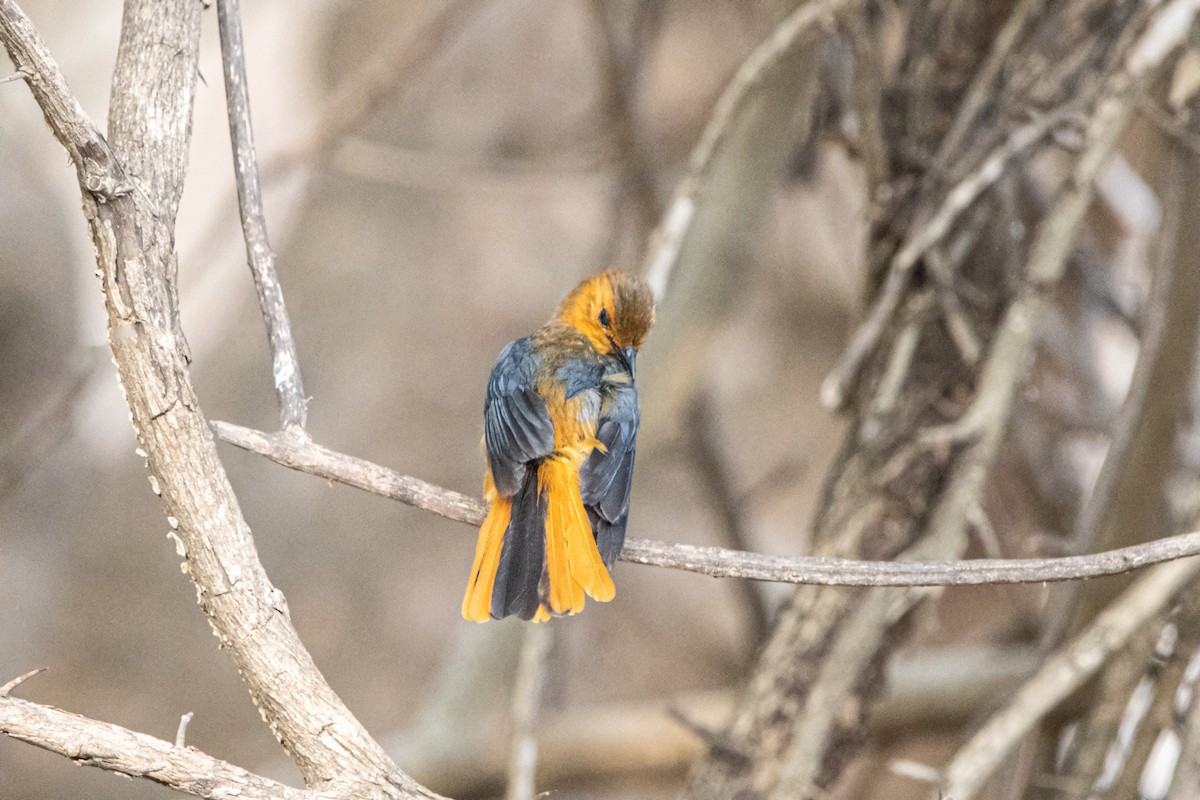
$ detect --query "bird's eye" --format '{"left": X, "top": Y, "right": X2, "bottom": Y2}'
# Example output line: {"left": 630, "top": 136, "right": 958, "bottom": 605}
{"left": 598, "top": 307, "right": 611, "bottom": 328}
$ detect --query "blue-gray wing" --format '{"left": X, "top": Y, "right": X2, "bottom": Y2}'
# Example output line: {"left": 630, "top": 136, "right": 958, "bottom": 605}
{"left": 580, "top": 385, "right": 639, "bottom": 567}
{"left": 484, "top": 338, "right": 556, "bottom": 497}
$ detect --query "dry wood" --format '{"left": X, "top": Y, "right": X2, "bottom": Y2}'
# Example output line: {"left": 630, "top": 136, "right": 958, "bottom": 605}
{"left": 0, "top": 696, "right": 316, "bottom": 800}
{"left": 216, "top": 0, "right": 306, "bottom": 429}
{"left": 0, "top": 1, "right": 440, "bottom": 797}
{"left": 398, "top": 646, "right": 1039, "bottom": 797}
{"left": 212, "top": 419, "right": 1200, "bottom": 587}
{"left": 935, "top": 558, "right": 1200, "bottom": 800}
{"left": 686, "top": 1, "right": 1177, "bottom": 797}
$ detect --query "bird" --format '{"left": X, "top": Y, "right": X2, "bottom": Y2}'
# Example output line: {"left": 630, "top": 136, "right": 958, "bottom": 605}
{"left": 462, "top": 269, "right": 655, "bottom": 622}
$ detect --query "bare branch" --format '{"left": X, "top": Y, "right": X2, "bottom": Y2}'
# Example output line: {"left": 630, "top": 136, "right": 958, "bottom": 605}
{"left": 0, "top": 0, "right": 128, "bottom": 200}
{"left": 506, "top": 625, "right": 553, "bottom": 800}
{"left": 642, "top": 0, "right": 855, "bottom": 299}
{"left": 0, "top": 2, "right": 439, "bottom": 796}
{"left": 213, "top": 422, "right": 486, "bottom": 523}
{"left": 934, "top": 557, "right": 1200, "bottom": 800}
{"left": 175, "top": 712, "right": 194, "bottom": 748}
{"left": 212, "top": 419, "right": 1200, "bottom": 588}
{"left": 934, "top": 0, "right": 1043, "bottom": 164}
{"left": 215, "top": 0, "right": 306, "bottom": 429}
{"left": 820, "top": 109, "right": 1074, "bottom": 410}
{"left": 0, "top": 696, "right": 316, "bottom": 800}
{"left": 0, "top": 668, "right": 45, "bottom": 697}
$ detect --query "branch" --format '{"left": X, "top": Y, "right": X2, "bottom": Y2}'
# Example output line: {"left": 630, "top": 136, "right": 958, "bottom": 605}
{"left": 212, "top": 420, "right": 1200, "bottom": 588}
{"left": 820, "top": 108, "right": 1075, "bottom": 410}
{"left": 396, "top": 645, "right": 1039, "bottom": 796}
{"left": 0, "top": 2, "right": 438, "bottom": 797}
{"left": 506, "top": 625, "right": 553, "bottom": 800}
{"left": 215, "top": 0, "right": 306, "bottom": 428}
{"left": 0, "top": 695, "right": 317, "bottom": 800}
{"left": 642, "top": 0, "right": 854, "bottom": 299}
{"left": 0, "top": 0, "right": 128, "bottom": 199}
{"left": 934, "top": 557, "right": 1200, "bottom": 800}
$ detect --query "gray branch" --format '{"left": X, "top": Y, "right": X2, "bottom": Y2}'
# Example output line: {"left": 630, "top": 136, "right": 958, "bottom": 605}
{"left": 934, "top": 557, "right": 1200, "bottom": 800}
{"left": 215, "top": 0, "right": 306, "bottom": 429}
{"left": 0, "top": 1, "right": 441, "bottom": 797}
{"left": 0, "top": 696, "right": 317, "bottom": 800}
{"left": 211, "top": 419, "right": 1200, "bottom": 588}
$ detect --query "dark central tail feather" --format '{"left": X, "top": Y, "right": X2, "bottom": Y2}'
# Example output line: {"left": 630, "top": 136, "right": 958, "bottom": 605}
{"left": 587, "top": 507, "right": 628, "bottom": 569}
{"left": 491, "top": 472, "right": 546, "bottom": 621}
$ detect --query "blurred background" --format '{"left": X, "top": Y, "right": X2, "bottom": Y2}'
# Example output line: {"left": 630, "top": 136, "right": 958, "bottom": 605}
{"left": 0, "top": 2, "right": 858, "bottom": 797}
{"left": 4, "top": 1, "right": 1195, "bottom": 799}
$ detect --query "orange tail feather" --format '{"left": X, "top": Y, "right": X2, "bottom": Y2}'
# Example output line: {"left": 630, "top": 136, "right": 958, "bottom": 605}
{"left": 543, "top": 464, "right": 579, "bottom": 614}
{"left": 462, "top": 495, "right": 510, "bottom": 622}
{"left": 541, "top": 457, "right": 615, "bottom": 611}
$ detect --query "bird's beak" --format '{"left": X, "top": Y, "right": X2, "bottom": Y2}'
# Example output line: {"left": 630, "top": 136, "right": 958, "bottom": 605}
{"left": 620, "top": 346, "right": 637, "bottom": 381}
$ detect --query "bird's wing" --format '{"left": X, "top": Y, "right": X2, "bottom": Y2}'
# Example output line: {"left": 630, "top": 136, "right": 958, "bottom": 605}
{"left": 484, "top": 338, "right": 556, "bottom": 497}
{"left": 579, "top": 385, "right": 639, "bottom": 566}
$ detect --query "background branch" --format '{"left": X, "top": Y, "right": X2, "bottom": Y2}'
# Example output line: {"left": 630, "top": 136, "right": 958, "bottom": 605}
{"left": 935, "top": 556, "right": 1200, "bottom": 800}
{"left": 505, "top": 625, "right": 553, "bottom": 800}
{"left": 216, "top": 0, "right": 306, "bottom": 429}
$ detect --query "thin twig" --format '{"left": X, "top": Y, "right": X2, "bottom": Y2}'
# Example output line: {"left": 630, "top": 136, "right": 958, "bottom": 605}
{"left": 215, "top": 0, "right": 306, "bottom": 429}
{"left": 506, "top": 625, "right": 553, "bottom": 800}
{"left": 175, "top": 712, "right": 194, "bottom": 748}
{"left": 0, "top": 696, "right": 315, "bottom": 800}
{"left": 211, "top": 419, "right": 1200, "bottom": 588}
{"left": 934, "top": 0, "right": 1044, "bottom": 164}
{"left": 0, "top": 668, "right": 45, "bottom": 697}
{"left": 934, "top": 557, "right": 1200, "bottom": 800}
{"left": 820, "top": 109, "right": 1074, "bottom": 409}
{"left": 642, "top": 0, "right": 854, "bottom": 299}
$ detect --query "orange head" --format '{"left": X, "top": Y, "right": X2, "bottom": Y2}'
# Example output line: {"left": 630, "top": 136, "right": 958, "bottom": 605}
{"left": 558, "top": 269, "right": 655, "bottom": 368}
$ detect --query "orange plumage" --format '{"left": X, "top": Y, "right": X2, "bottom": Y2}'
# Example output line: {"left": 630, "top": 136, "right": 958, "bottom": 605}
{"left": 462, "top": 269, "right": 654, "bottom": 621}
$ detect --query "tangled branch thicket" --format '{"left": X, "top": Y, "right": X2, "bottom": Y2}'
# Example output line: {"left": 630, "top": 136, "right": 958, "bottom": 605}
{"left": 4, "top": 1, "right": 1200, "bottom": 799}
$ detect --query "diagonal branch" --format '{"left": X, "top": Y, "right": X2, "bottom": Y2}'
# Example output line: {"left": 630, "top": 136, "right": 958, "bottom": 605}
{"left": 216, "top": 0, "right": 306, "bottom": 429}
{"left": 0, "top": 2, "right": 440, "bottom": 797}
{"left": 642, "top": 0, "right": 856, "bottom": 300}
{"left": 0, "top": 695, "right": 318, "bottom": 800}
{"left": 0, "top": 0, "right": 128, "bottom": 199}
{"left": 820, "top": 108, "right": 1077, "bottom": 410}
{"left": 211, "top": 420, "right": 1200, "bottom": 588}
{"left": 934, "top": 556, "right": 1200, "bottom": 800}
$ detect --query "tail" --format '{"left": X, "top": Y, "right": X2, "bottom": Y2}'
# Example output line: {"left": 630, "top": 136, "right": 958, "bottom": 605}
{"left": 461, "top": 490, "right": 510, "bottom": 622}
{"left": 539, "top": 456, "right": 615, "bottom": 613}
{"left": 461, "top": 457, "right": 615, "bottom": 622}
